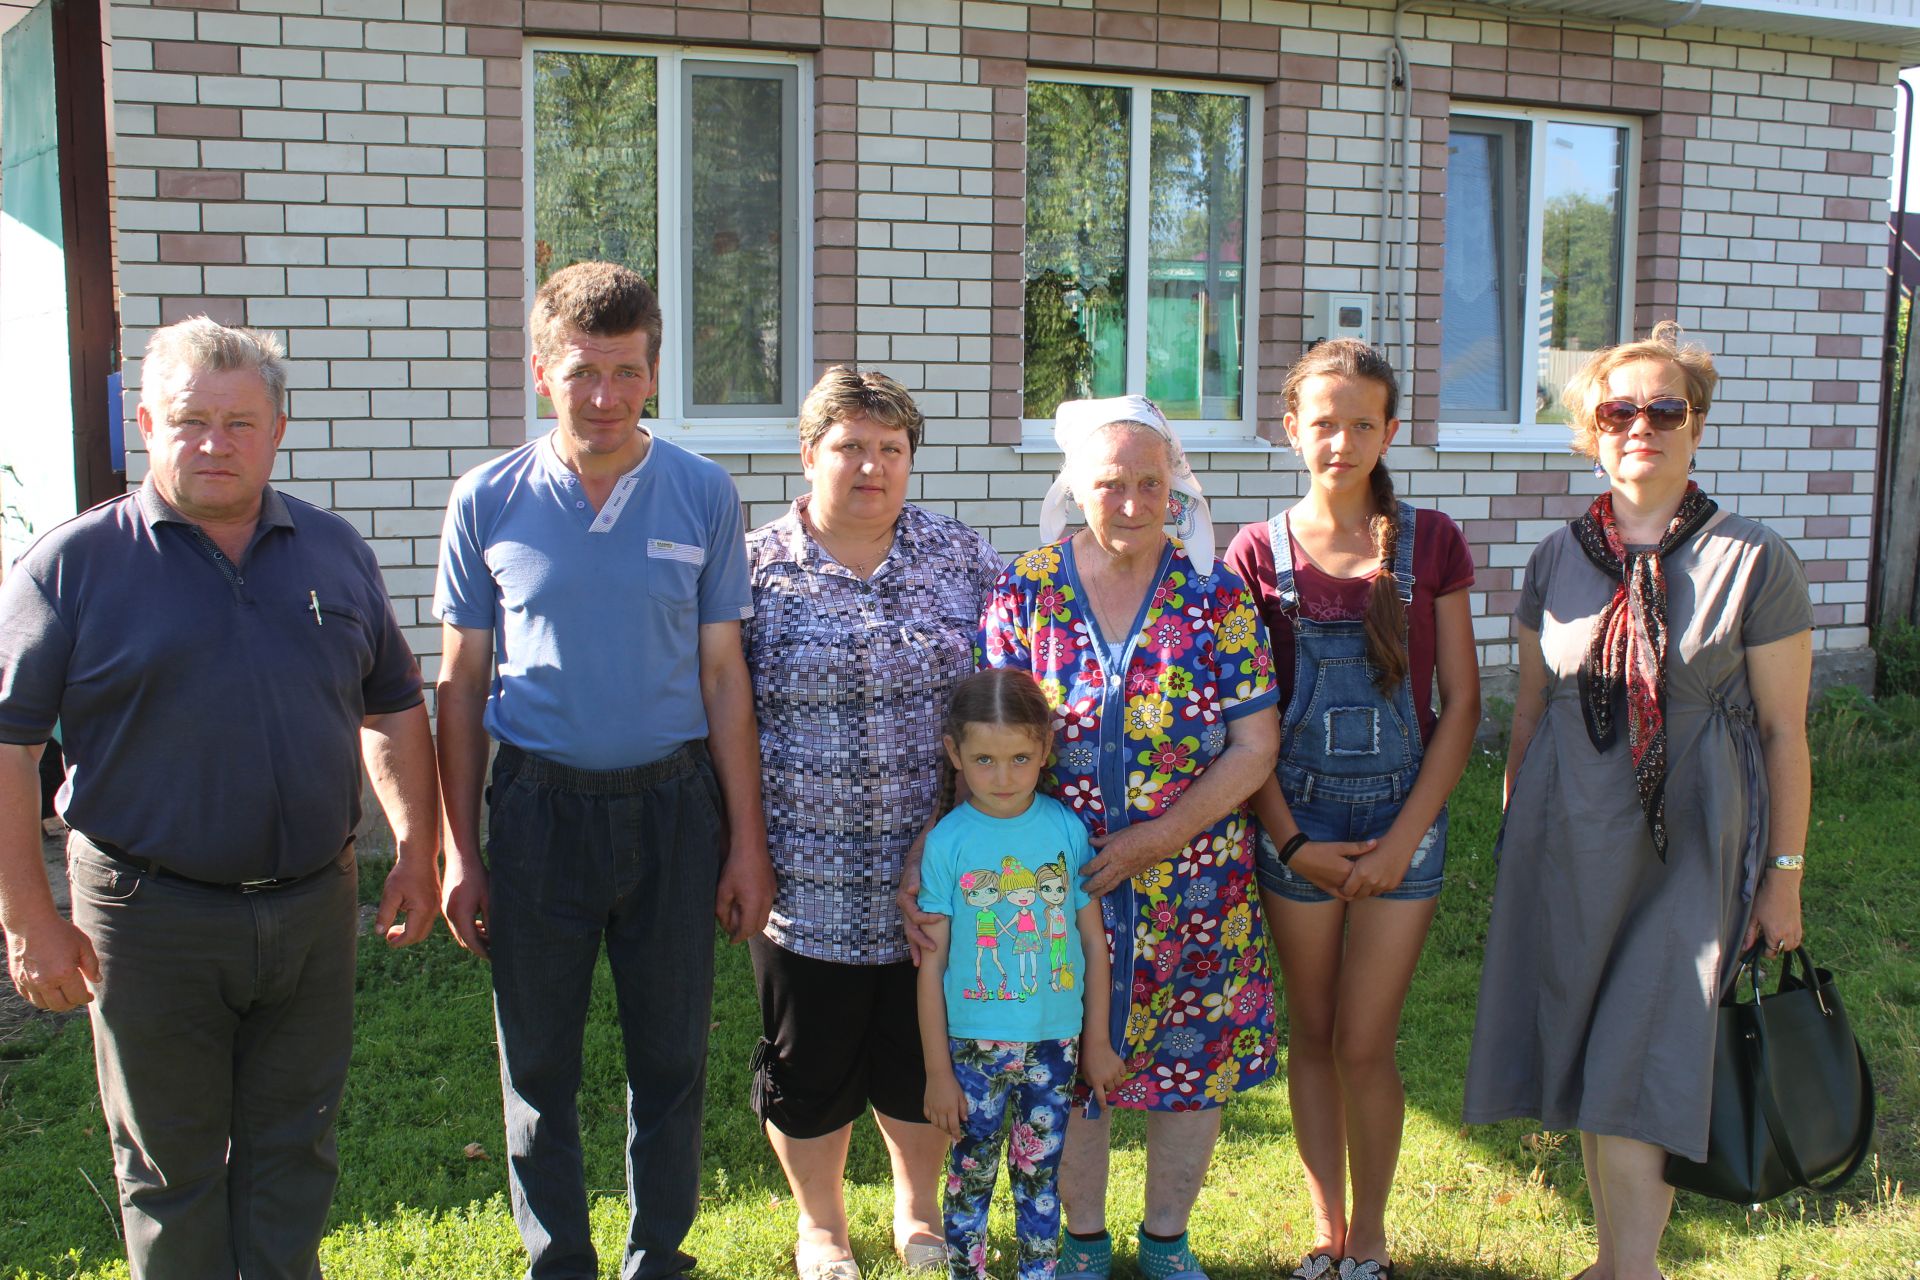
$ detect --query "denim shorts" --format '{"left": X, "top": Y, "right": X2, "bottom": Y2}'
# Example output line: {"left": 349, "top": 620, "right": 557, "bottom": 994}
{"left": 1255, "top": 767, "right": 1447, "bottom": 904}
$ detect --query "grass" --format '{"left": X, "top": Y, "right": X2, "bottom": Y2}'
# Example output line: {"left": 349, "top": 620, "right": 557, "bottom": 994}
{"left": 2, "top": 696, "right": 1917, "bottom": 1279}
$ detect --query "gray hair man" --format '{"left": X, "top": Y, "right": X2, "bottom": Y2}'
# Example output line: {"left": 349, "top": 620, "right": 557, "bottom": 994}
{"left": 0, "top": 315, "right": 441, "bottom": 1277}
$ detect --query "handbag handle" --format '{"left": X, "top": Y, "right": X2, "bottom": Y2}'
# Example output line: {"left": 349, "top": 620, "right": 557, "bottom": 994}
{"left": 1745, "top": 945, "right": 1878, "bottom": 1194}
{"left": 1771, "top": 943, "right": 1835, "bottom": 1017}
{"left": 1738, "top": 942, "right": 1833, "bottom": 1017}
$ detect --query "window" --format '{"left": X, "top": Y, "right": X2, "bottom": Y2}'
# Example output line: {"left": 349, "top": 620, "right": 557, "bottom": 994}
{"left": 1439, "top": 106, "right": 1638, "bottom": 451}
{"left": 1023, "top": 74, "right": 1261, "bottom": 445}
{"left": 527, "top": 42, "right": 808, "bottom": 447}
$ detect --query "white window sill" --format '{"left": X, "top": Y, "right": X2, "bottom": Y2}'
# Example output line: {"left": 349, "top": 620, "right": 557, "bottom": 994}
{"left": 1014, "top": 423, "right": 1277, "bottom": 455}
{"left": 525, "top": 420, "right": 798, "bottom": 455}
{"left": 1433, "top": 422, "right": 1578, "bottom": 454}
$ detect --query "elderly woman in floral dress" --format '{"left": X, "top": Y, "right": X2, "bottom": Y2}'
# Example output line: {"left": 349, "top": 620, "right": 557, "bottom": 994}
{"left": 972, "top": 396, "right": 1280, "bottom": 1280}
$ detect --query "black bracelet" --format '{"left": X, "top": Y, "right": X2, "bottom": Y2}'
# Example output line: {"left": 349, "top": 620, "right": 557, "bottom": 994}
{"left": 1276, "top": 832, "right": 1310, "bottom": 866}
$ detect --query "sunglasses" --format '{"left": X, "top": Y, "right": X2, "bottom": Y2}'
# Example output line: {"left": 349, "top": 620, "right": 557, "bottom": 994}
{"left": 1594, "top": 396, "right": 1694, "bottom": 432}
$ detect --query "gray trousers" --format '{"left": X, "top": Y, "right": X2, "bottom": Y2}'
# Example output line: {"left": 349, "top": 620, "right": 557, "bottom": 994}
{"left": 68, "top": 836, "right": 359, "bottom": 1280}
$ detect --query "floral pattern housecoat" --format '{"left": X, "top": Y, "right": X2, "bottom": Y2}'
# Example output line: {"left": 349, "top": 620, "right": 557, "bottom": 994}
{"left": 978, "top": 537, "right": 1281, "bottom": 1110}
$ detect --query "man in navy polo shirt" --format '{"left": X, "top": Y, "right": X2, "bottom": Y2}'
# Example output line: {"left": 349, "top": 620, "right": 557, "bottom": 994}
{"left": 434, "top": 261, "right": 773, "bottom": 1280}
{"left": 0, "top": 316, "right": 441, "bottom": 1277}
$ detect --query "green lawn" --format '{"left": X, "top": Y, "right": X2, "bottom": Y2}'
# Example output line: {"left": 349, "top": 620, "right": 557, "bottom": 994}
{"left": 3, "top": 698, "right": 1917, "bottom": 1279}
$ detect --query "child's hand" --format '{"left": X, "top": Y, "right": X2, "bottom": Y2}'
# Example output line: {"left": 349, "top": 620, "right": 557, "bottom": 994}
{"left": 1080, "top": 1039, "right": 1127, "bottom": 1099}
{"left": 924, "top": 1071, "right": 967, "bottom": 1142}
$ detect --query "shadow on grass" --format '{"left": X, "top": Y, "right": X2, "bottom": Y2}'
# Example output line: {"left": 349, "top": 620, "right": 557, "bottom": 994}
{"left": 5, "top": 739, "right": 1915, "bottom": 1279}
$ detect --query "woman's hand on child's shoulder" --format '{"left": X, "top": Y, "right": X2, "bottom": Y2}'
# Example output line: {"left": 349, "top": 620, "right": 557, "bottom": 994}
{"left": 924, "top": 1068, "right": 967, "bottom": 1142}
{"left": 1080, "top": 1040, "right": 1127, "bottom": 1099}
{"left": 897, "top": 827, "right": 944, "bottom": 965}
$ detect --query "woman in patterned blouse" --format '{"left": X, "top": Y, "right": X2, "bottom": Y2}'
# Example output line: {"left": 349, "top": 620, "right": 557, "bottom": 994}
{"left": 975, "top": 396, "right": 1281, "bottom": 1280}
{"left": 743, "top": 367, "right": 1006, "bottom": 1280}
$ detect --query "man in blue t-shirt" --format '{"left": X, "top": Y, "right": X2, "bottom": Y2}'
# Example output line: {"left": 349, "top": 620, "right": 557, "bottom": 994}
{"left": 434, "top": 261, "right": 773, "bottom": 1280}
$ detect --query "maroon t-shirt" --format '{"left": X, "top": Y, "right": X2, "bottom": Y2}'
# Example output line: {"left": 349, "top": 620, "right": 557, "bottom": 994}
{"left": 1223, "top": 508, "right": 1476, "bottom": 746}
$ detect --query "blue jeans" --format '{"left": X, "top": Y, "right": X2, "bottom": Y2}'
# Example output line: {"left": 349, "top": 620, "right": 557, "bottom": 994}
{"left": 486, "top": 742, "right": 725, "bottom": 1280}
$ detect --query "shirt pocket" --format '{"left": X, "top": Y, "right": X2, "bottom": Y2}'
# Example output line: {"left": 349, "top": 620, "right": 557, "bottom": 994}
{"left": 647, "top": 541, "right": 703, "bottom": 608}
{"left": 648, "top": 560, "right": 699, "bottom": 608}
{"left": 285, "top": 594, "right": 373, "bottom": 689}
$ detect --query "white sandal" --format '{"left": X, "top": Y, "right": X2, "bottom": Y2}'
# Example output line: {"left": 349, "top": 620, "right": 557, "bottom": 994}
{"left": 897, "top": 1240, "right": 946, "bottom": 1273}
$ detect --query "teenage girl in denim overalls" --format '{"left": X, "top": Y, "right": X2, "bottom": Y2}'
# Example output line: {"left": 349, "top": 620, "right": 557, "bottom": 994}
{"left": 1224, "top": 341, "right": 1480, "bottom": 1280}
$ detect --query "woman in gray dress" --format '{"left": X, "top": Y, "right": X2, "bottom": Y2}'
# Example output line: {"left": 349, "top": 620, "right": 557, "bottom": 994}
{"left": 1463, "top": 323, "right": 1812, "bottom": 1280}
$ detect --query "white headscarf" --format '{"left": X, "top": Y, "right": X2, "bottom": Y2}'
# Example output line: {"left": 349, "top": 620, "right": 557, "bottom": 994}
{"left": 1037, "top": 395, "right": 1217, "bottom": 575}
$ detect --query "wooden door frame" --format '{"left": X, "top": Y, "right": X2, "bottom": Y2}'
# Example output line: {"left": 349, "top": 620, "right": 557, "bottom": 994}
{"left": 49, "top": 0, "right": 116, "bottom": 507}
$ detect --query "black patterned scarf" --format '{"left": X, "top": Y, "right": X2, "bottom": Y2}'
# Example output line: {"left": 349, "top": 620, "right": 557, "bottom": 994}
{"left": 1571, "top": 483, "right": 1717, "bottom": 860}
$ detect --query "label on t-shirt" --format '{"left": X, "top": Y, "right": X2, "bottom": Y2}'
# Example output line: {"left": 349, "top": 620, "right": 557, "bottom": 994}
{"left": 647, "top": 538, "right": 706, "bottom": 566}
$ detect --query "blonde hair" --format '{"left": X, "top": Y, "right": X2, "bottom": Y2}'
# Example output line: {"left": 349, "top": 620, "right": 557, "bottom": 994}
{"left": 1561, "top": 320, "right": 1717, "bottom": 459}
{"left": 797, "top": 366, "right": 925, "bottom": 454}
{"left": 998, "top": 856, "right": 1036, "bottom": 893}
{"left": 141, "top": 316, "right": 287, "bottom": 418}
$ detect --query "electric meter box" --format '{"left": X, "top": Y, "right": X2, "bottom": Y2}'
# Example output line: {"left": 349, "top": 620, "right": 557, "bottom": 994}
{"left": 1305, "top": 293, "right": 1373, "bottom": 346}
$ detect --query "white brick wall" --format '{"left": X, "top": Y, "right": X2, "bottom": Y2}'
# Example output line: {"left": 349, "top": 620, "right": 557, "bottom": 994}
{"left": 107, "top": 0, "right": 1898, "bottom": 672}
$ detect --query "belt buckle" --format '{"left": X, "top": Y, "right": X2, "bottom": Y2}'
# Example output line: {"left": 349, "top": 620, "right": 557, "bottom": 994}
{"left": 237, "top": 877, "right": 281, "bottom": 893}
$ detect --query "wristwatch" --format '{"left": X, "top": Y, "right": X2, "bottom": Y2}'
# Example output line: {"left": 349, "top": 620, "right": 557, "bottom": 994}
{"left": 1771, "top": 854, "right": 1806, "bottom": 872}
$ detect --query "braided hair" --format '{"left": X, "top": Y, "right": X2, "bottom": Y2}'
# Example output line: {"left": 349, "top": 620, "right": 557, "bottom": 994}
{"left": 1282, "top": 339, "right": 1409, "bottom": 693}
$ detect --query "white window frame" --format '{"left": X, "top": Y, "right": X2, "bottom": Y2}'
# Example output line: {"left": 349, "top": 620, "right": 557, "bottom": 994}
{"left": 522, "top": 39, "right": 813, "bottom": 452}
{"left": 1436, "top": 103, "right": 1640, "bottom": 454}
{"left": 1019, "top": 70, "right": 1268, "bottom": 452}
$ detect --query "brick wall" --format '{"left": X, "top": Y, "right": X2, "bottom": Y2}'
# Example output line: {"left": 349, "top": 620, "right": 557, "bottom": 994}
{"left": 106, "top": 0, "right": 1900, "bottom": 675}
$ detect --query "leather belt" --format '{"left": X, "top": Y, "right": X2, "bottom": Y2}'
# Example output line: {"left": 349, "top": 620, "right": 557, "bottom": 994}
{"left": 81, "top": 835, "right": 351, "bottom": 893}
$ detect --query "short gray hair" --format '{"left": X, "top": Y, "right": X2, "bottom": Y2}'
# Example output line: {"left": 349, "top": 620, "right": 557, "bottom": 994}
{"left": 140, "top": 316, "right": 288, "bottom": 418}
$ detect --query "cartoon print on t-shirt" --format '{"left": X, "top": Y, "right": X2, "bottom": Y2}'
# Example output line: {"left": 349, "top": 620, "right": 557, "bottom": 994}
{"left": 961, "top": 868, "right": 1009, "bottom": 999}
{"left": 1000, "top": 856, "right": 1044, "bottom": 996}
{"left": 1037, "top": 860, "right": 1074, "bottom": 992}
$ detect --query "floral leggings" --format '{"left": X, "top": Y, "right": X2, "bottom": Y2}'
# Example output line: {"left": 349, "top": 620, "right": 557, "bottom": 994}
{"left": 943, "top": 1036, "right": 1079, "bottom": 1280}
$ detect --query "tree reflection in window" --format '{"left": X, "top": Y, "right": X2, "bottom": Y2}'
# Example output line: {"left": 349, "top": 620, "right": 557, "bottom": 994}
{"left": 1024, "top": 82, "right": 1129, "bottom": 417}
{"left": 532, "top": 51, "right": 658, "bottom": 417}
{"left": 688, "top": 72, "right": 785, "bottom": 409}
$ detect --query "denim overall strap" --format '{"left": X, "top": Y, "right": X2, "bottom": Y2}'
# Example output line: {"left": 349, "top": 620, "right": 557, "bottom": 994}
{"left": 1388, "top": 499, "right": 1423, "bottom": 767}
{"left": 1269, "top": 504, "right": 1414, "bottom": 610}
{"left": 1391, "top": 500, "right": 1416, "bottom": 607}
{"left": 1265, "top": 512, "right": 1298, "bottom": 614}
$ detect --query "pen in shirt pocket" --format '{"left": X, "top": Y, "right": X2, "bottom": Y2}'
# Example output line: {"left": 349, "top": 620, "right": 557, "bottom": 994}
{"left": 310, "top": 590, "right": 323, "bottom": 626}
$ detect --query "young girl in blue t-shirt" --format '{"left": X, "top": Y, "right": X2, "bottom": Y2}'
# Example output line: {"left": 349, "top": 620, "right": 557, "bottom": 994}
{"left": 918, "top": 669, "right": 1127, "bottom": 1280}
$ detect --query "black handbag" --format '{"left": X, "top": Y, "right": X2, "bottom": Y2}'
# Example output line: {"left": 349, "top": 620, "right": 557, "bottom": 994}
{"left": 1666, "top": 944, "right": 1875, "bottom": 1204}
